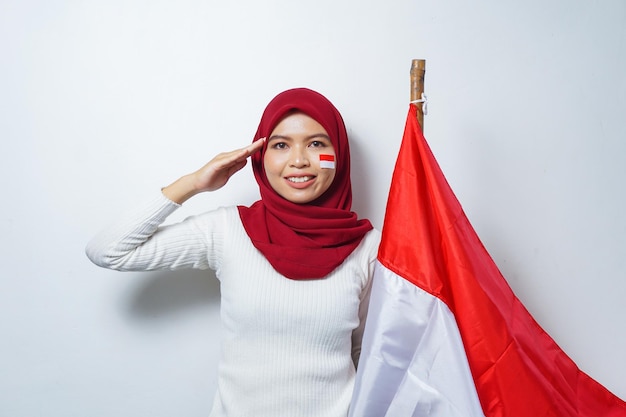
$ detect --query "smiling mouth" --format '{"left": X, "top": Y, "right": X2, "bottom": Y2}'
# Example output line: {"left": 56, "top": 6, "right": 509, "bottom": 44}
{"left": 286, "top": 176, "right": 314, "bottom": 183}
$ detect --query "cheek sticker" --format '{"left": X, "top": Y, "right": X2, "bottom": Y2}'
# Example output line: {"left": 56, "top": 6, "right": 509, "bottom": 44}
{"left": 319, "top": 154, "right": 336, "bottom": 169}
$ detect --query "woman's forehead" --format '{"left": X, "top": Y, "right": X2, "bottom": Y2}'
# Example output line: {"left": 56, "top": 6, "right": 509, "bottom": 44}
{"left": 270, "top": 111, "right": 327, "bottom": 133}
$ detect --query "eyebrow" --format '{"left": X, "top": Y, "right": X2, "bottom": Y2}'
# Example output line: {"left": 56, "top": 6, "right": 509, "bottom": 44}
{"left": 267, "top": 133, "right": 331, "bottom": 141}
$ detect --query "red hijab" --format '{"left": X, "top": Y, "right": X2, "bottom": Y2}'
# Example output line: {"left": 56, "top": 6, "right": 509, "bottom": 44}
{"left": 237, "top": 88, "right": 373, "bottom": 280}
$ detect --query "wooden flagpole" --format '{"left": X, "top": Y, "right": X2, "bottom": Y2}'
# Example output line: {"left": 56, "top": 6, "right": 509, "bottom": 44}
{"left": 410, "top": 59, "right": 426, "bottom": 130}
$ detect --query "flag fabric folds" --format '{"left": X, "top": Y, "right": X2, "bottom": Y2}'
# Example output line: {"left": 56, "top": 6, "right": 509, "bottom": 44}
{"left": 349, "top": 104, "right": 626, "bottom": 417}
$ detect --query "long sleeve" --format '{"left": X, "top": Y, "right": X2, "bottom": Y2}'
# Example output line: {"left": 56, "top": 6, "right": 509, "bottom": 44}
{"left": 85, "top": 193, "right": 225, "bottom": 272}
{"left": 351, "top": 240, "right": 378, "bottom": 367}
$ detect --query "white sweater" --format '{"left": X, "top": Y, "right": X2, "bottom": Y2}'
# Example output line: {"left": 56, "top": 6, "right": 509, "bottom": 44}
{"left": 86, "top": 194, "right": 380, "bottom": 417}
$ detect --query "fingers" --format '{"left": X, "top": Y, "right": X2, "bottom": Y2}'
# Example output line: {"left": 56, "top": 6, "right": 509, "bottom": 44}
{"left": 210, "top": 138, "right": 266, "bottom": 170}
{"left": 191, "top": 138, "right": 266, "bottom": 193}
{"left": 227, "top": 159, "right": 248, "bottom": 176}
{"left": 237, "top": 137, "right": 266, "bottom": 160}
{"left": 222, "top": 138, "right": 265, "bottom": 166}
{"left": 250, "top": 137, "right": 266, "bottom": 153}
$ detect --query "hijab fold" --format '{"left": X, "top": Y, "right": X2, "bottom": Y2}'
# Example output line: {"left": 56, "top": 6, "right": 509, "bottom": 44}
{"left": 237, "top": 88, "right": 373, "bottom": 280}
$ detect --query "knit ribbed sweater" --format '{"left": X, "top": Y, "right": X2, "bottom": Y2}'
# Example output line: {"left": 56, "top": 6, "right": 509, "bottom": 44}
{"left": 86, "top": 194, "right": 380, "bottom": 417}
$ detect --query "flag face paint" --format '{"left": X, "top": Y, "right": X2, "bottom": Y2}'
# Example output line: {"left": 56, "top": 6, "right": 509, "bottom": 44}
{"left": 319, "top": 154, "right": 335, "bottom": 169}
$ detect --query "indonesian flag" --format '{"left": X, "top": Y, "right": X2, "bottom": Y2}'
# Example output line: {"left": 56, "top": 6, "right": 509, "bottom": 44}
{"left": 320, "top": 154, "right": 336, "bottom": 169}
{"left": 349, "top": 104, "right": 626, "bottom": 417}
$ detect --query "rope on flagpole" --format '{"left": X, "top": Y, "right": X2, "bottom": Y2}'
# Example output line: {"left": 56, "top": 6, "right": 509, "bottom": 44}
{"left": 410, "top": 59, "right": 426, "bottom": 131}
{"left": 410, "top": 93, "right": 428, "bottom": 115}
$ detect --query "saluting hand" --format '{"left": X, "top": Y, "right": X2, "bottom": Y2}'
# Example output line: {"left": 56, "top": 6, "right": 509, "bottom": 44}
{"left": 162, "top": 139, "right": 265, "bottom": 204}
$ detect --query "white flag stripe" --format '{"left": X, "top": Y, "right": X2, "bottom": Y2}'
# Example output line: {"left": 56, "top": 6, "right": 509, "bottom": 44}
{"left": 349, "top": 262, "right": 485, "bottom": 417}
{"left": 320, "top": 160, "right": 335, "bottom": 169}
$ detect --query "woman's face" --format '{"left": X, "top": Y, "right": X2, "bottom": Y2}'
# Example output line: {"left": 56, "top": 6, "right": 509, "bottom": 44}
{"left": 264, "top": 112, "right": 336, "bottom": 204}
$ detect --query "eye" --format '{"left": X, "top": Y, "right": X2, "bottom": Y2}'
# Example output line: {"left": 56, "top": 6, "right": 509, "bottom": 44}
{"left": 270, "top": 141, "right": 288, "bottom": 150}
{"left": 309, "top": 140, "right": 326, "bottom": 148}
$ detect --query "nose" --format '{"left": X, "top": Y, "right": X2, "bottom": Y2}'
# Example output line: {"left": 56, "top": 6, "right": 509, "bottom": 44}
{"left": 289, "top": 146, "right": 310, "bottom": 168}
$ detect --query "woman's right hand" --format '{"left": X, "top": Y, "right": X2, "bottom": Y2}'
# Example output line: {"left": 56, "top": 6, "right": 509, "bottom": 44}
{"left": 162, "top": 139, "right": 265, "bottom": 204}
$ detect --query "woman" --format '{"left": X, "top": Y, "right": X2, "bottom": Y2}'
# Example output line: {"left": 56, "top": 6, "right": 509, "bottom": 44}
{"left": 86, "top": 88, "right": 380, "bottom": 417}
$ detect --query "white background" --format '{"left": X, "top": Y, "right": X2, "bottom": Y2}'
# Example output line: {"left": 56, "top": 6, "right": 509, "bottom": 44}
{"left": 1, "top": 0, "right": 624, "bottom": 415}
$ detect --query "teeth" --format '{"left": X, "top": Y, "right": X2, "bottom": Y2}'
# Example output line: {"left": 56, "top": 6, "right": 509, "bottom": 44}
{"left": 287, "top": 176, "right": 313, "bottom": 183}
